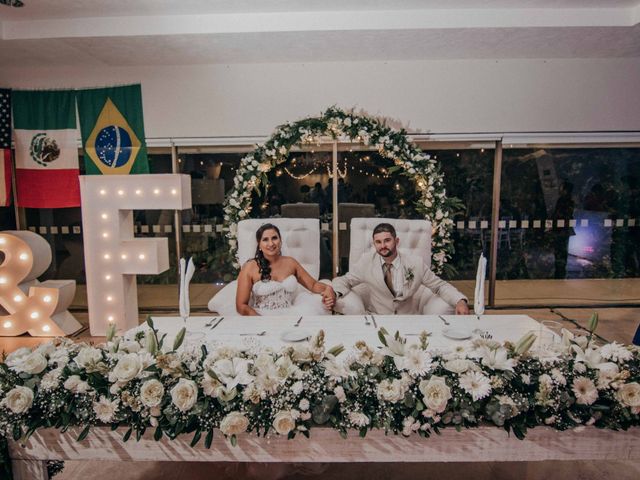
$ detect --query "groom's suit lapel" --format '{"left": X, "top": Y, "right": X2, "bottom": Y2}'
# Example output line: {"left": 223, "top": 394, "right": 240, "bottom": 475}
{"left": 394, "top": 254, "right": 419, "bottom": 301}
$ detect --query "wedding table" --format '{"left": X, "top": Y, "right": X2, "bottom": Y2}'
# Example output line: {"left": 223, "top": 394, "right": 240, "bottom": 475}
{"left": 9, "top": 314, "right": 640, "bottom": 480}
{"left": 128, "top": 314, "right": 549, "bottom": 350}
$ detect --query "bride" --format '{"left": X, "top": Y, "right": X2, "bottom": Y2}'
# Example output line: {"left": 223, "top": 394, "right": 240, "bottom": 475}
{"left": 236, "top": 223, "right": 336, "bottom": 316}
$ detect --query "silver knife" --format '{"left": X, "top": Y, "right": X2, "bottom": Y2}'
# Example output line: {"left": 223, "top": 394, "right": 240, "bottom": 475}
{"left": 210, "top": 317, "right": 224, "bottom": 330}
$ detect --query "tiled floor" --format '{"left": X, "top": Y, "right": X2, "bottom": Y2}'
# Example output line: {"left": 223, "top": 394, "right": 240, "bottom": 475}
{"left": 56, "top": 459, "right": 640, "bottom": 480}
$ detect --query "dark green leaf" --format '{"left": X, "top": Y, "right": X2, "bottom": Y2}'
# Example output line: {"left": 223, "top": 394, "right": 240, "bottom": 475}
{"left": 77, "top": 425, "right": 91, "bottom": 442}
{"left": 205, "top": 429, "right": 214, "bottom": 449}
{"left": 190, "top": 429, "right": 202, "bottom": 447}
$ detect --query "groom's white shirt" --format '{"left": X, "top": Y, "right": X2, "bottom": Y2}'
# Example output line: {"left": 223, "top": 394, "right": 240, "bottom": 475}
{"left": 332, "top": 250, "right": 467, "bottom": 315}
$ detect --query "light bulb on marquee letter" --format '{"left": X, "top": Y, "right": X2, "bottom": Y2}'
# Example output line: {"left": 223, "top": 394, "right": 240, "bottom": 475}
{"left": 80, "top": 174, "right": 191, "bottom": 335}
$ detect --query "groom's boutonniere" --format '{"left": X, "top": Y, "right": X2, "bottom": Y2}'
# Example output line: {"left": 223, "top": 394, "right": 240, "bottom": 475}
{"left": 404, "top": 267, "right": 414, "bottom": 286}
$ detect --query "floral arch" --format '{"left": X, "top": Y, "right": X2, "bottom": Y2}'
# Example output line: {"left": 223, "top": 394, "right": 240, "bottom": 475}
{"left": 223, "top": 107, "right": 455, "bottom": 274}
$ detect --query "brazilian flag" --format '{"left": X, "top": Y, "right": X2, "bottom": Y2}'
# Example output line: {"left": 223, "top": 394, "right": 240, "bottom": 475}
{"left": 77, "top": 84, "right": 149, "bottom": 175}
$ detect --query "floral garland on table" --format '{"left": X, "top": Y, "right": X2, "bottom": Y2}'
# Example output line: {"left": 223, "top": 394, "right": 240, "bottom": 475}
{"left": 0, "top": 316, "right": 639, "bottom": 477}
{"left": 223, "top": 107, "right": 456, "bottom": 273}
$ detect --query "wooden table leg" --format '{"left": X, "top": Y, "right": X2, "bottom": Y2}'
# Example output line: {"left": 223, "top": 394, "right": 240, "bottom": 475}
{"left": 11, "top": 459, "right": 48, "bottom": 480}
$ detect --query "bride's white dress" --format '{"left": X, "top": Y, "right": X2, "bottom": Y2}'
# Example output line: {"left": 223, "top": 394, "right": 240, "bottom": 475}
{"left": 250, "top": 275, "right": 329, "bottom": 316}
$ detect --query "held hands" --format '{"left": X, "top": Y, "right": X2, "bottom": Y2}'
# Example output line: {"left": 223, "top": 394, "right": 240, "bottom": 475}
{"left": 321, "top": 286, "right": 337, "bottom": 310}
{"left": 455, "top": 299, "right": 470, "bottom": 315}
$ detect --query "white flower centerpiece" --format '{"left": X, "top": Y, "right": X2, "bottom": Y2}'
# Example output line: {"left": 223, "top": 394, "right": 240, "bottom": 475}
{"left": 0, "top": 314, "right": 638, "bottom": 471}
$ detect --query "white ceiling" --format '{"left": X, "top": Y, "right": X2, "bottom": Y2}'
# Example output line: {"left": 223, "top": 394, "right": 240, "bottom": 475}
{"left": 1, "top": 1, "right": 639, "bottom": 19}
{"left": 1, "top": 0, "right": 639, "bottom": 66}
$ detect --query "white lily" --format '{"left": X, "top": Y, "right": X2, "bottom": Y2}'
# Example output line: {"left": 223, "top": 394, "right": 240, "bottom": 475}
{"left": 212, "top": 357, "right": 254, "bottom": 390}
{"left": 480, "top": 347, "right": 516, "bottom": 371}
{"left": 571, "top": 345, "right": 606, "bottom": 370}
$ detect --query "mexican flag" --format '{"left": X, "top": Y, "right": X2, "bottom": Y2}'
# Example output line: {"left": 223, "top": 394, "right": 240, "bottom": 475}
{"left": 13, "top": 90, "right": 80, "bottom": 208}
{"left": 76, "top": 84, "right": 149, "bottom": 175}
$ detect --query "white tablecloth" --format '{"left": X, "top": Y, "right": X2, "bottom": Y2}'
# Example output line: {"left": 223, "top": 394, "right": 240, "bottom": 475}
{"left": 129, "top": 314, "right": 547, "bottom": 351}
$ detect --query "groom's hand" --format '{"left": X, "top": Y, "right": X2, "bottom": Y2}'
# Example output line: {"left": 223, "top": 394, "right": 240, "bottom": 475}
{"left": 322, "top": 287, "right": 337, "bottom": 310}
{"left": 455, "top": 299, "right": 470, "bottom": 315}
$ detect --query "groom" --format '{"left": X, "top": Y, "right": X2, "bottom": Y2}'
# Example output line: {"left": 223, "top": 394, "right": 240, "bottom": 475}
{"left": 332, "top": 223, "right": 469, "bottom": 315}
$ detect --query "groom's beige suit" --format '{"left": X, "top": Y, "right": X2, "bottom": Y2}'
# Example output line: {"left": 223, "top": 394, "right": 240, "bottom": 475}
{"left": 332, "top": 251, "right": 466, "bottom": 315}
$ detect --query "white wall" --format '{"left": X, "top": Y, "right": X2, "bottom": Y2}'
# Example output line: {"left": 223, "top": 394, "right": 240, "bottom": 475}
{"left": 2, "top": 58, "right": 640, "bottom": 139}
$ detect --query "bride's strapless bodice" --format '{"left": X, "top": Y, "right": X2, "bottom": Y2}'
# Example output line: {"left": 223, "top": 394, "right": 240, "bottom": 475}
{"left": 250, "top": 275, "right": 298, "bottom": 311}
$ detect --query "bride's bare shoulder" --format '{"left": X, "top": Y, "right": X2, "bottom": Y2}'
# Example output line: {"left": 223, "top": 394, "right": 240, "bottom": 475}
{"left": 280, "top": 256, "right": 300, "bottom": 266}
{"left": 240, "top": 259, "right": 258, "bottom": 274}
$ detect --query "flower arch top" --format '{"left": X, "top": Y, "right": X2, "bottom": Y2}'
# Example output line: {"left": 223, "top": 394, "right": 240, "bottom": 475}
{"left": 223, "top": 107, "right": 454, "bottom": 273}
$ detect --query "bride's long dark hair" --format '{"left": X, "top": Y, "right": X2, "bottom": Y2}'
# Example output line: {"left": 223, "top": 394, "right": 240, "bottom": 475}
{"left": 254, "top": 223, "right": 282, "bottom": 282}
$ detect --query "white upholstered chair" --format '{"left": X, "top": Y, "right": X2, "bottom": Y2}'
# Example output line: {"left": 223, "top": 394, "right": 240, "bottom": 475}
{"left": 334, "top": 217, "right": 454, "bottom": 315}
{"left": 208, "top": 218, "right": 321, "bottom": 315}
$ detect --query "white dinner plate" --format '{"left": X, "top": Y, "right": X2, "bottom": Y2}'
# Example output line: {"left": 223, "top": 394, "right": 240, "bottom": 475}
{"left": 281, "top": 329, "right": 312, "bottom": 342}
{"left": 442, "top": 327, "right": 472, "bottom": 340}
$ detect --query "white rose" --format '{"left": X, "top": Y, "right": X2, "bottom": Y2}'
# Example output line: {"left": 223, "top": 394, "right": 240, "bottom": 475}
{"left": 93, "top": 396, "right": 119, "bottom": 423}
{"left": 377, "top": 379, "right": 405, "bottom": 403}
{"left": 112, "top": 353, "right": 142, "bottom": 383}
{"left": 63, "top": 375, "right": 91, "bottom": 394}
{"left": 418, "top": 376, "right": 451, "bottom": 414}
{"left": 2, "top": 386, "right": 33, "bottom": 414}
{"left": 298, "top": 399, "right": 310, "bottom": 411}
{"left": 170, "top": 378, "right": 198, "bottom": 412}
{"left": 5, "top": 347, "right": 32, "bottom": 368}
{"left": 48, "top": 349, "right": 69, "bottom": 368}
{"left": 14, "top": 352, "right": 48, "bottom": 375}
{"left": 273, "top": 410, "right": 296, "bottom": 435}
{"left": 140, "top": 379, "right": 165, "bottom": 408}
{"left": 617, "top": 382, "right": 640, "bottom": 408}
{"left": 220, "top": 411, "right": 249, "bottom": 436}
{"left": 75, "top": 347, "right": 103, "bottom": 369}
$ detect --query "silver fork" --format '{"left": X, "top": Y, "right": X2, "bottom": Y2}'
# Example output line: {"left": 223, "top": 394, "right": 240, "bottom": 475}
{"left": 294, "top": 316, "right": 303, "bottom": 327}
{"left": 204, "top": 317, "right": 218, "bottom": 327}
{"left": 240, "top": 331, "right": 267, "bottom": 336}
{"left": 364, "top": 315, "right": 371, "bottom": 326}
{"left": 439, "top": 315, "right": 450, "bottom": 326}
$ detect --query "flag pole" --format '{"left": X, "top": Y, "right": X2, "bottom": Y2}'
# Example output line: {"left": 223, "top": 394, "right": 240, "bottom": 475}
{"left": 9, "top": 148, "right": 23, "bottom": 230}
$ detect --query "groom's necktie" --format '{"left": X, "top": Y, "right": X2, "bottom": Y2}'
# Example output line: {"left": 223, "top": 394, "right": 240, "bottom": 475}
{"left": 382, "top": 263, "right": 395, "bottom": 297}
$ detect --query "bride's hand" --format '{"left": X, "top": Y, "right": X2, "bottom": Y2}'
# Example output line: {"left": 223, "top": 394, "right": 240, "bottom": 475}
{"left": 321, "top": 286, "right": 337, "bottom": 310}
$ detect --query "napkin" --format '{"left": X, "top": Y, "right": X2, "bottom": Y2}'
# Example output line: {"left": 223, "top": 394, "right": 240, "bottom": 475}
{"left": 474, "top": 253, "right": 487, "bottom": 316}
{"left": 179, "top": 257, "right": 195, "bottom": 320}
